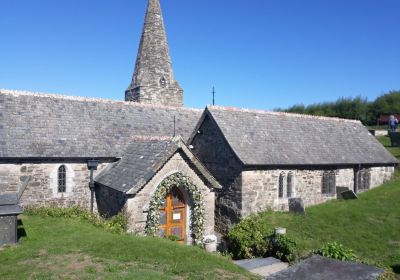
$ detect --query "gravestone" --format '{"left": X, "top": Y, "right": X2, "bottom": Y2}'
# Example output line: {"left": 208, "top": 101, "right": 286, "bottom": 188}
{"left": 341, "top": 190, "right": 358, "bottom": 200}
{"left": 336, "top": 187, "right": 349, "bottom": 199}
{"left": 288, "top": 198, "right": 305, "bottom": 214}
{"left": 389, "top": 132, "right": 400, "bottom": 147}
{"left": 0, "top": 194, "right": 23, "bottom": 246}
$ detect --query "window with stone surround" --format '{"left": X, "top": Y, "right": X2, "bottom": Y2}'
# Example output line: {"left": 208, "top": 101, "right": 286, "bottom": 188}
{"left": 322, "top": 171, "right": 336, "bottom": 195}
{"left": 356, "top": 168, "right": 371, "bottom": 191}
{"left": 51, "top": 164, "right": 75, "bottom": 198}
{"left": 287, "top": 172, "right": 294, "bottom": 198}
{"left": 278, "top": 173, "right": 285, "bottom": 198}
{"left": 58, "top": 165, "right": 66, "bottom": 193}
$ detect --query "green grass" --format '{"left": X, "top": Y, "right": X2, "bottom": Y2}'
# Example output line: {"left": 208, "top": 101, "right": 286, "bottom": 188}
{"left": 0, "top": 215, "right": 257, "bottom": 280}
{"left": 248, "top": 178, "right": 400, "bottom": 273}
{"left": 377, "top": 135, "right": 400, "bottom": 160}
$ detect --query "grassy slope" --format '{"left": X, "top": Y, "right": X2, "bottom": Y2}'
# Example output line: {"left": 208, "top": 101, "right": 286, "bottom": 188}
{"left": 377, "top": 135, "right": 400, "bottom": 160}
{"left": 0, "top": 215, "right": 256, "bottom": 280}
{"left": 253, "top": 177, "right": 400, "bottom": 270}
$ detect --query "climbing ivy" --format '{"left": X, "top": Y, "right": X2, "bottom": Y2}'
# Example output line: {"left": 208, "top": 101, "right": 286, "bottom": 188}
{"left": 145, "top": 173, "right": 205, "bottom": 245}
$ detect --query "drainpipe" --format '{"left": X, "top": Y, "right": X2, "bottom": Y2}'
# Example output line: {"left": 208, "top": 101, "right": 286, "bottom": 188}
{"left": 87, "top": 160, "right": 99, "bottom": 213}
{"left": 355, "top": 164, "right": 361, "bottom": 193}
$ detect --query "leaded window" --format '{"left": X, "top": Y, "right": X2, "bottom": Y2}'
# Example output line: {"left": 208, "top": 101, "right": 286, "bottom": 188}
{"left": 58, "top": 165, "right": 66, "bottom": 193}
{"left": 287, "top": 172, "right": 294, "bottom": 198}
{"left": 322, "top": 171, "right": 336, "bottom": 194}
{"left": 322, "top": 172, "right": 329, "bottom": 194}
{"left": 328, "top": 171, "right": 336, "bottom": 194}
{"left": 278, "top": 173, "right": 284, "bottom": 198}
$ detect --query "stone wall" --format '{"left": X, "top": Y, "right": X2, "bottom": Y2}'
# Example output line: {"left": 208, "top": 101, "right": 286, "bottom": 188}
{"left": 370, "top": 166, "right": 394, "bottom": 188}
{"left": 125, "top": 151, "right": 215, "bottom": 244}
{"left": 190, "top": 114, "right": 243, "bottom": 234}
{"left": 95, "top": 183, "right": 126, "bottom": 217}
{"left": 240, "top": 166, "right": 394, "bottom": 218}
{"left": 0, "top": 162, "right": 109, "bottom": 210}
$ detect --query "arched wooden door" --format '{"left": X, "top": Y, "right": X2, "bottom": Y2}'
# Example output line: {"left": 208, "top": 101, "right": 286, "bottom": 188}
{"left": 159, "top": 187, "right": 186, "bottom": 242}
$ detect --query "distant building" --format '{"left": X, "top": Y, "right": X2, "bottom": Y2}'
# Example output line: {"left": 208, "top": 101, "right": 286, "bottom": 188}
{"left": 0, "top": 0, "right": 397, "bottom": 241}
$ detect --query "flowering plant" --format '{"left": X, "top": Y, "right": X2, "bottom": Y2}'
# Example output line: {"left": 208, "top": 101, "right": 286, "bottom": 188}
{"left": 145, "top": 172, "right": 205, "bottom": 244}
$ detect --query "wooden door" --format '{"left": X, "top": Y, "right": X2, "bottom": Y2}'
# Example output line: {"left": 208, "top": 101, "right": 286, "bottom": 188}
{"left": 159, "top": 187, "right": 186, "bottom": 242}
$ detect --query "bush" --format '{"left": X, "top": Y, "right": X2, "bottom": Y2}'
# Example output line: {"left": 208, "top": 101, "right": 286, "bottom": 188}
{"left": 314, "top": 242, "right": 357, "bottom": 261}
{"left": 226, "top": 214, "right": 298, "bottom": 262}
{"left": 270, "top": 234, "right": 297, "bottom": 263}
{"left": 226, "top": 214, "right": 271, "bottom": 259}
{"left": 25, "top": 206, "right": 128, "bottom": 234}
{"left": 167, "top": 235, "right": 180, "bottom": 242}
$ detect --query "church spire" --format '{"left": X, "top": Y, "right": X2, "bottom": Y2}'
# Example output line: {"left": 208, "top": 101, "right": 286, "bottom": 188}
{"left": 125, "top": 0, "right": 183, "bottom": 107}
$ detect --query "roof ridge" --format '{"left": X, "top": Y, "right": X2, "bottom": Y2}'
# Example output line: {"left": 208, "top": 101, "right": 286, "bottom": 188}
{"left": 208, "top": 105, "right": 361, "bottom": 124}
{"left": 0, "top": 89, "right": 201, "bottom": 112}
{"left": 130, "top": 135, "right": 175, "bottom": 141}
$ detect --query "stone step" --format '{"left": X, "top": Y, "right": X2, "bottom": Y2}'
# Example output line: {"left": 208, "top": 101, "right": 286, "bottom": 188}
{"left": 234, "top": 257, "right": 289, "bottom": 278}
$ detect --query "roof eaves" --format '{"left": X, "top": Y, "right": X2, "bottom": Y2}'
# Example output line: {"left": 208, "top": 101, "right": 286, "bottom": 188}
{"left": 125, "top": 139, "right": 180, "bottom": 195}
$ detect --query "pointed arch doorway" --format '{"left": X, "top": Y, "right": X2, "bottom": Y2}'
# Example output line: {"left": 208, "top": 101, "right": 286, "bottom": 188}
{"left": 159, "top": 187, "right": 186, "bottom": 242}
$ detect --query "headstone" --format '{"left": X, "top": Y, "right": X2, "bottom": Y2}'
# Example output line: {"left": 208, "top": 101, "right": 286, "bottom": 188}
{"left": 336, "top": 187, "right": 349, "bottom": 199}
{"left": 274, "top": 227, "right": 286, "bottom": 235}
{"left": 389, "top": 132, "right": 400, "bottom": 147}
{"left": 0, "top": 194, "right": 23, "bottom": 246}
{"left": 341, "top": 190, "right": 358, "bottom": 200}
{"left": 288, "top": 198, "right": 305, "bottom": 214}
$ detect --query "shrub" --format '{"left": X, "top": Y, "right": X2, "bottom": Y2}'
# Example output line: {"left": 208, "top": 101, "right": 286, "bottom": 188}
{"left": 314, "top": 242, "right": 357, "bottom": 261}
{"left": 226, "top": 214, "right": 271, "bottom": 259}
{"left": 25, "top": 206, "right": 128, "bottom": 234}
{"left": 167, "top": 235, "right": 180, "bottom": 242}
{"left": 269, "top": 234, "right": 297, "bottom": 263}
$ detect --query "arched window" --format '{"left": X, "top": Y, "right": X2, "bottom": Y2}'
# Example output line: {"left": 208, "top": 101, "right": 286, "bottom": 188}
{"left": 278, "top": 173, "right": 285, "bottom": 198}
{"left": 58, "top": 165, "right": 66, "bottom": 193}
{"left": 160, "top": 76, "right": 167, "bottom": 87}
{"left": 287, "top": 172, "right": 294, "bottom": 198}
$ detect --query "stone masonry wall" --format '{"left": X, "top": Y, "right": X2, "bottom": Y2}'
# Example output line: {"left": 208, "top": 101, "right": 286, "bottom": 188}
{"left": 0, "top": 162, "right": 108, "bottom": 210}
{"left": 240, "top": 166, "right": 394, "bottom": 218}
{"left": 190, "top": 114, "right": 243, "bottom": 234}
{"left": 370, "top": 166, "right": 394, "bottom": 189}
{"left": 125, "top": 151, "right": 215, "bottom": 244}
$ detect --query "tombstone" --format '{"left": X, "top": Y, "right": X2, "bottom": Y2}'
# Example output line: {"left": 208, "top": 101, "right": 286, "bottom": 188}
{"left": 288, "top": 198, "right": 305, "bottom": 214}
{"left": 389, "top": 132, "right": 400, "bottom": 147}
{"left": 0, "top": 194, "right": 23, "bottom": 246}
{"left": 340, "top": 190, "right": 358, "bottom": 200}
{"left": 336, "top": 186, "right": 349, "bottom": 199}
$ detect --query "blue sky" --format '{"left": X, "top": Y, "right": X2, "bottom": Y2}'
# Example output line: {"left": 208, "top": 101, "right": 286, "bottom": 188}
{"left": 0, "top": 0, "right": 399, "bottom": 110}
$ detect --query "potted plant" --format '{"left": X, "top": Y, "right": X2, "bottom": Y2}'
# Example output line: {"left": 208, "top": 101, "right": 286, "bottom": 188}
{"left": 202, "top": 234, "right": 217, "bottom": 252}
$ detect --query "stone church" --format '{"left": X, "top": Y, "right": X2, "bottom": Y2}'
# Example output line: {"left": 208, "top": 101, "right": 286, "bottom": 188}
{"left": 0, "top": 0, "right": 397, "bottom": 242}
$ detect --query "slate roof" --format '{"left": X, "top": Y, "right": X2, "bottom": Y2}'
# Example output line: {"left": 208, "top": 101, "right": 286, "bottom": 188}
{"left": 95, "top": 136, "right": 221, "bottom": 194}
{"left": 0, "top": 90, "right": 202, "bottom": 158}
{"left": 194, "top": 106, "right": 398, "bottom": 166}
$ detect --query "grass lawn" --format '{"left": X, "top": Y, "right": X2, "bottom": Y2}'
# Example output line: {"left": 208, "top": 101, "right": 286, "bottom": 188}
{"left": 251, "top": 177, "right": 400, "bottom": 274}
{"left": 377, "top": 135, "right": 400, "bottom": 160}
{"left": 0, "top": 215, "right": 257, "bottom": 280}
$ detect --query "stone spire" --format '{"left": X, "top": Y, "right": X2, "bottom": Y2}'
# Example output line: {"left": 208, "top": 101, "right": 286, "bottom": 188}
{"left": 125, "top": 0, "right": 183, "bottom": 107}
